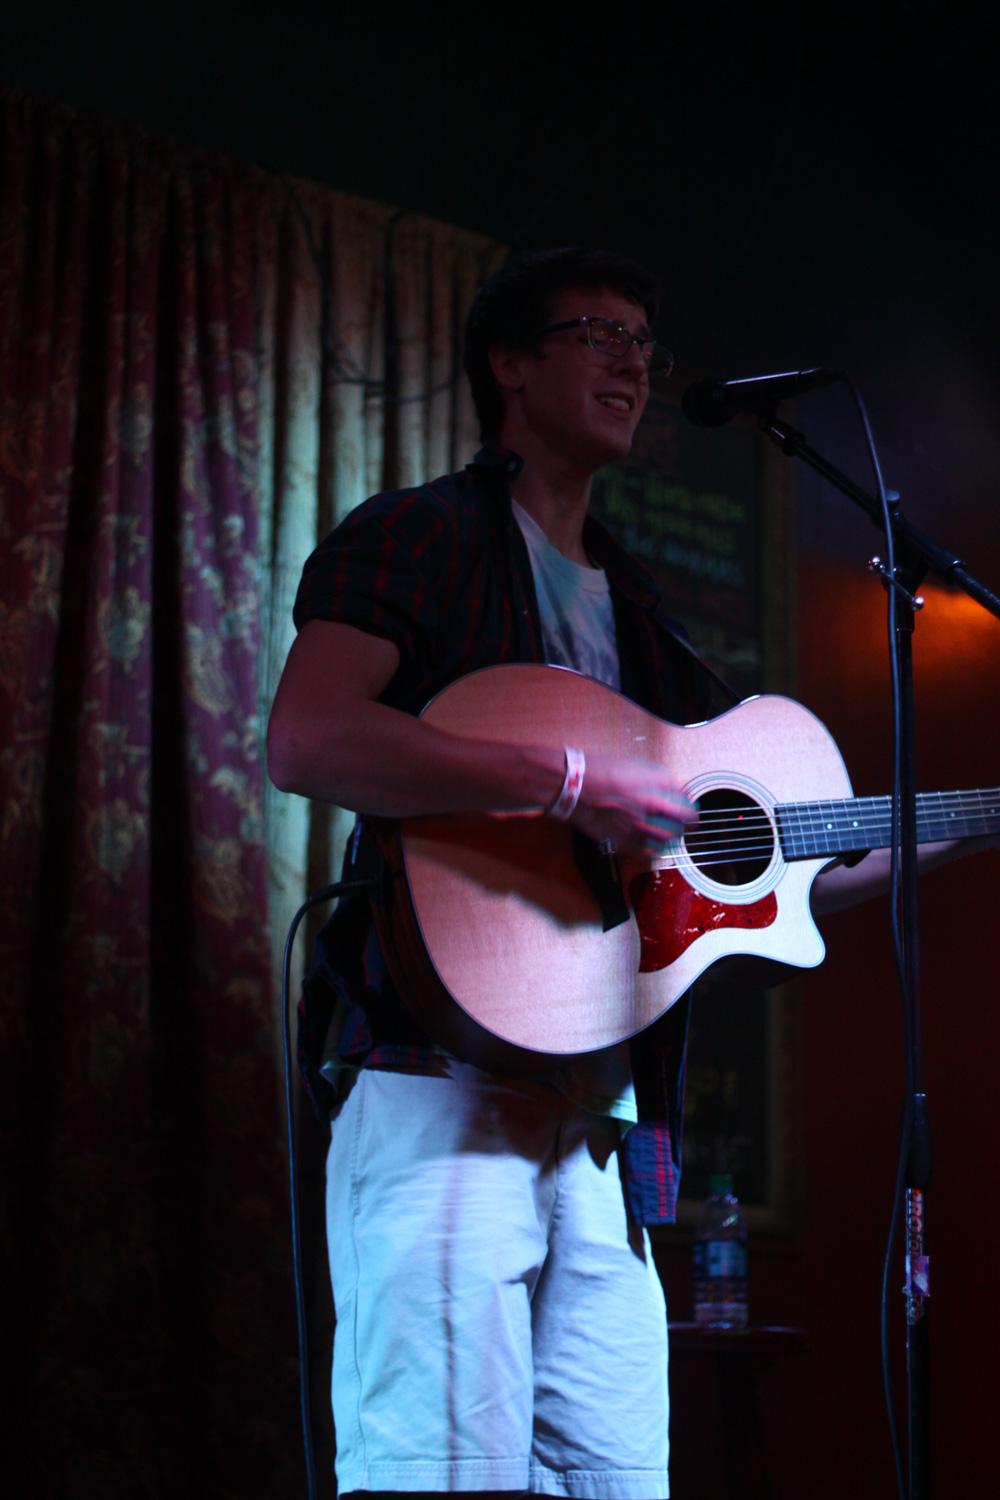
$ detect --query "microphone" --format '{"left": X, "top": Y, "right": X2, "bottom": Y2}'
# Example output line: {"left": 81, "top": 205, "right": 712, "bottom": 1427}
{"left": 681, "top": 367, "right": 842, "bottom": 428}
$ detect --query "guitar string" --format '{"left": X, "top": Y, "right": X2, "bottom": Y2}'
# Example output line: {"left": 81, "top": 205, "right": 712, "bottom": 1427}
{"left": 669, "top": 794, "right": 1000, "bottom": 840}
{"left": 684, "top": 790, "right": 998, "bottom": 822}
{"left": 676, "top": 838, "right": 995, "bottom": 864}
{"left": 648, "top": 823, "right": 996, "bottom": 872}
{"left": 539, "top": 789, "right": 996, "bottom": 875}
{"left": 681, "top": 817, "right": 998, "bottom": 834}
{"left": 673, "top": 824, "right": 996, "bottom": 855}
{"left": 650, "top": 849, "right": 853, "bottom": 872}
{"left": 695, "top": 790, "right": 998, "bottom": 805}
{"left": 681, "top": 823, "right": 997, "bottom": 848}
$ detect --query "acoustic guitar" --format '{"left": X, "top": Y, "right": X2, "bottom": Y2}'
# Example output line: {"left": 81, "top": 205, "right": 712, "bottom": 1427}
{"left": 371, "top": 663, "right": 998, "bottom": 1070}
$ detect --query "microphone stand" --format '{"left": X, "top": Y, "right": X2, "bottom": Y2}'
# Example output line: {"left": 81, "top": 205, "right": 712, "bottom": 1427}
{"left": 757, "top": 412, "right": 1000, "bottom": 1500}
{"left": 759, "top": 416, "right": 1000, "bottom": 618}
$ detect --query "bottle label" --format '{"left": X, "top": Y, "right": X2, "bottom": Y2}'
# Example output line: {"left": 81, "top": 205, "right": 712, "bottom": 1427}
{"left": 696, "top": 1239, "right": 747, "bottom": 1278}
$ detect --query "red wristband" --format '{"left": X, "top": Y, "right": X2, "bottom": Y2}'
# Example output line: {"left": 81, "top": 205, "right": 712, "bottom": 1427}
{"left": 548, "top": 746, "right": 586, "bottom": 821}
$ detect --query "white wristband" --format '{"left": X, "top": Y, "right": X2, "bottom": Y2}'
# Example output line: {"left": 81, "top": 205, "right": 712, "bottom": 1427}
{"left": 548, "top": 746, "right": 586, "bottom": 821}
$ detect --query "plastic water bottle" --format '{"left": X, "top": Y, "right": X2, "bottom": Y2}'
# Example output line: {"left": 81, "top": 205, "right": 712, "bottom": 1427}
{"left": 693, "top": 1172, "right": 748, "bottom": 1329}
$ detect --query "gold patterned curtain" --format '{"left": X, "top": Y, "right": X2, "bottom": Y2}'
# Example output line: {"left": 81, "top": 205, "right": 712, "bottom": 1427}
{"left": 0, "top": 90, "right": 502, "bottom": 1498}
{"left": 257, "top": 187, "right": 502, "bottom": 1016}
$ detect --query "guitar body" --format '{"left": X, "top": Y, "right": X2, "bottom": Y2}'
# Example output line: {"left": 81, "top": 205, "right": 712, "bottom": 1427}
{"left": 380, "top": 664, "right": 855, "bottom": 1068}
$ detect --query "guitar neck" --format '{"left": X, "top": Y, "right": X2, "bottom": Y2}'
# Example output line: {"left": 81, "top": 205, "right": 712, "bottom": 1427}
{"left": 776, "top": 788, "right": 1000, "bottom": 861}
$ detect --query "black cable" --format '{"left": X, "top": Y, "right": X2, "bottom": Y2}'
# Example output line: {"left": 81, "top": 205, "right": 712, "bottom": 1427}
{"left": 282, "top": 184, "right": 466, "bottom": 406}
{"left": 280, "top": 877, "right": 376, "bottom": 1500}
{"left": 842, "top": 377, "right": 909, "bottom": 1500}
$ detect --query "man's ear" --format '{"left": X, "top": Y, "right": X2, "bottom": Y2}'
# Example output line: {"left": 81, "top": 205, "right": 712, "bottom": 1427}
{"left": 488, "top": 343, "right": 533, "bottom": 394}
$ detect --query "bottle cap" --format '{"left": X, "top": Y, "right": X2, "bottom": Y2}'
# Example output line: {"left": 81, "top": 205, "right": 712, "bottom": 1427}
{"left": 708, "top": 1172, "right": 734, "bottom": 1196}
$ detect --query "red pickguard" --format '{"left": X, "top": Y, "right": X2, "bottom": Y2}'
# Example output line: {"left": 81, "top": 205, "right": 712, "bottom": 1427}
{"left": 630, "top": 869, "right": 778, "bottom": 973}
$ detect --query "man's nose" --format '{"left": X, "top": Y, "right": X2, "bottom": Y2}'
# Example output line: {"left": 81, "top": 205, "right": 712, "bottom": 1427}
{"left": 615, "top": 343, "right": 650, "bottom": 378}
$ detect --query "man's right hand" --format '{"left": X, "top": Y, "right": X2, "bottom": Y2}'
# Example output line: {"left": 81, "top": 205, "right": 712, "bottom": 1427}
{"left": 567, "top": 750, "right": 697, "bottom": 858}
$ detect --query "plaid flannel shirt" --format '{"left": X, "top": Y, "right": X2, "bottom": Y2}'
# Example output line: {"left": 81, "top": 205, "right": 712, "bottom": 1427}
{"left": 292, "top": 447, "right": 720, "bottom": 1225}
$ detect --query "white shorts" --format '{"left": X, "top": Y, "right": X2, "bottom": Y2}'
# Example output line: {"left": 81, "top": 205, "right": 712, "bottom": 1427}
{"left": 325, "top": 1060, "right": 670, "bottom": 1497}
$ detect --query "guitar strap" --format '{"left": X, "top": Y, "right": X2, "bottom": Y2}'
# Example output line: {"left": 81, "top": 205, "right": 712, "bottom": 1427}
{"left": 649, "top": 601, "right": 743, "bottom": 715}
{"left": 570, "top": 830, "right": 630, "bottom": 932}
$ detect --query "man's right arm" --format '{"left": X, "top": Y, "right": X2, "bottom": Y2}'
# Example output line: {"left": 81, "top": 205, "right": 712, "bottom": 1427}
{"left": 266, "top": 619, "right": 696, "bottom": 856}
{"left": 267, "top": 619, "right": 567, "bottom": 818}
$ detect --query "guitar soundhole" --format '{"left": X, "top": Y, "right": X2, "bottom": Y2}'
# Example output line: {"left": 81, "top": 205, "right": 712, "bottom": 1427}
{"left": 684, "top": 788, "right": 774, "bottom": 887}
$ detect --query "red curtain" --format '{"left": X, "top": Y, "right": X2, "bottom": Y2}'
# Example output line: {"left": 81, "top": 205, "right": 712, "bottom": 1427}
{"left": 1, "top": 93, "right": 297, "bottom": 1497}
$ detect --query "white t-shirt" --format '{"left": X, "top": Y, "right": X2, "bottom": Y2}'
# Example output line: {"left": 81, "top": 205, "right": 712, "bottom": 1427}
{"left": 512, "top": 500, "right": 637, "bottom": 1127}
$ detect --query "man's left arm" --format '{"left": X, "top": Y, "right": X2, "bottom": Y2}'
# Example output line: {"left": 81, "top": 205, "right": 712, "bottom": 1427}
{"left": 812, "top": 835, "right": 997, "bottom": 916}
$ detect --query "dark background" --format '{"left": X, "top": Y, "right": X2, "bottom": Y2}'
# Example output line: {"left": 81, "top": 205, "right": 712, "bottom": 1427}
{"left": 7, "top": 3, "right": 999, "bottom": 549}
{"left": 6, "top": 4, "right": 1000, "bottom": 1496}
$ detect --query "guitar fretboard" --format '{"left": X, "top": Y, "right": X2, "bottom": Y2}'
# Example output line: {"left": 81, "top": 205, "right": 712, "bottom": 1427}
{"left": 776, "top": 789, "right": 1000, "bottom": 860}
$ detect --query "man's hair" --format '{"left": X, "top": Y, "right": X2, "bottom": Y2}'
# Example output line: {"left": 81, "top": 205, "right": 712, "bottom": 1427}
{"left": 463, "top": 247, "right": 661, "bottom": 443}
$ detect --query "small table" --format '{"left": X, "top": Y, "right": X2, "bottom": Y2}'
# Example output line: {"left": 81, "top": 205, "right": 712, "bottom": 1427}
{"left": 668, "top": 1323, "right": 807, "bottom": 1498}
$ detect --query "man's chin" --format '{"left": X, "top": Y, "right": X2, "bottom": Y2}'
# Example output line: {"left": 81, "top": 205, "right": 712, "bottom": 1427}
{"left": 556, "top": 423, "right": 638, "bottom": 475}
{"left": 591, "top": 428, "right": 637, "bottom": 469}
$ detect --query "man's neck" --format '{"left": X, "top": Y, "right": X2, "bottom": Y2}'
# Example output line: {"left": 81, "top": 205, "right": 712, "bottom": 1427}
{"left": 504, "top": 439, "right": 594, "bottom": 567}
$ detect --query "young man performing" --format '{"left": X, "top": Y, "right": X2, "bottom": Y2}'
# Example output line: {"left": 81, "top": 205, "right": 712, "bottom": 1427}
{"left": 268, "top": 248, "right": 987, "bottom": 1499}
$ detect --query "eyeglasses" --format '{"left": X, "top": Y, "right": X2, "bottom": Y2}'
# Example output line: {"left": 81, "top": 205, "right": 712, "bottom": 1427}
{"left": 540, "top": 316, "right": 675, "bottom": 375}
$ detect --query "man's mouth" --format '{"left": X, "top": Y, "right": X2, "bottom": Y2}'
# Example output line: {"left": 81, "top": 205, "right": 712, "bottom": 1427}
{"left": 597, "top": 393, "right": 634, "bottom": 414}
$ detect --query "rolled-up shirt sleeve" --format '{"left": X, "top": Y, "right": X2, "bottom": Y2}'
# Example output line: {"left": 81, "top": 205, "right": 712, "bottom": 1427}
{"left": 293, "top": 488, "right": 455, "bottom": 671}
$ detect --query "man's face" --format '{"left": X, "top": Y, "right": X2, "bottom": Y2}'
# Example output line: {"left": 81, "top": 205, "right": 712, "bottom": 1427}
{"left": 499, "top": 286, "right": 653, "bottom": 470}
